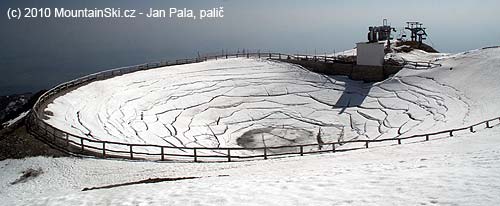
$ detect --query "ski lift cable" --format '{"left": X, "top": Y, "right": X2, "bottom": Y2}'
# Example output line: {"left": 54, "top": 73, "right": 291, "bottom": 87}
{"left": 426, "top": 33, "right": 438, "bottom": 50}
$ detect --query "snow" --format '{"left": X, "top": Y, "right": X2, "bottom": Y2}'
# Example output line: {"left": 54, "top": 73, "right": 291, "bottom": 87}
{"left": 2, "top": 46, "right": 499, "bottom": 205}
{"left": 2, "top": 111, "right": 29, "bottom": 127}
{"left": 42, "top": 51, "right": 487, "bottom": 156}
{"left": 1, "top": 123, "right": 500, "bottom": 205}
{"left": 396, "top": 46, "right": 500, "bottom": 123}
{"left": 387, "top": 46, "right": 449, "bottom": 63}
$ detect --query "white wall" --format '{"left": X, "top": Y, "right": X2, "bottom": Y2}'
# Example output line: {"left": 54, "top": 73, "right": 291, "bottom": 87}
{"left": 356, "top": 42, "right": 385, "bottom": 66}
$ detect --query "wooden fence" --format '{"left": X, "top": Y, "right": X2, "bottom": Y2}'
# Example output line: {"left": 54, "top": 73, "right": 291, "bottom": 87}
{"left": 27, "top": 52, "right": 489, "bottom": 162}
{"left": 401, "top": 59, "right": 442, "bottom": 69}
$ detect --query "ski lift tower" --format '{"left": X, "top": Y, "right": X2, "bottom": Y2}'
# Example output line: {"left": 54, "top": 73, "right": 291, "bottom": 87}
{"left": 405, "top": 22, "right": 428, "bottom": 47}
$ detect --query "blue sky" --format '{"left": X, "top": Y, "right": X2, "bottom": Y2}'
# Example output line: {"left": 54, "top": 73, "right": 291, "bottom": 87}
{"left": 1, "top": 0, "right": 499, "bottom": 95}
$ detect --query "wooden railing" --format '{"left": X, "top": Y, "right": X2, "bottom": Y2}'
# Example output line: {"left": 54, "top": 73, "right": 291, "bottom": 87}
{"left": 401, "top": 59, "right": 442, "bottom": 69}
{"left": 27, "top": 52, "right": 495, "bottom": 162}
{"left": 31, "top": 52, "right": 344, "bottom": 117}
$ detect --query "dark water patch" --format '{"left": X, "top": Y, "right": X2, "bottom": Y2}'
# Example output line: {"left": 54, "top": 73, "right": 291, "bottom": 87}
{"left": 237, "top": 126, "right": 313, "bottom": 148}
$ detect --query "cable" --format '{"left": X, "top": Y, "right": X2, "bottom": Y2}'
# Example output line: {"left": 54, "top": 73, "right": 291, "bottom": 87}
{"left": 426, "top": 33, "right": 438, "bottom": 50}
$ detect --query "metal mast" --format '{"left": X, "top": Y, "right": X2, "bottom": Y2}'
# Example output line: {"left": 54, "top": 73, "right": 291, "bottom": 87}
{"left": 405, "top": 22, "right": 428, "bottom": 47}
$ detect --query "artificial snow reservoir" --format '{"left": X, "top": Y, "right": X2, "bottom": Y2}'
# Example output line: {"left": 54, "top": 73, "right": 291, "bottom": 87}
{"left": 31, "top": 21, "right": 500, "bottom": 161}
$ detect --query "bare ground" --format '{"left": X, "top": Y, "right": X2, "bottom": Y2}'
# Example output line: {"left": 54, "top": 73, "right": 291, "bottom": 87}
{"left": 0, "top": 119, "right": 68, "bottom": 161}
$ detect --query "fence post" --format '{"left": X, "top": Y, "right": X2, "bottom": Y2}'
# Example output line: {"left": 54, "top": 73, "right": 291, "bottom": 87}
{"left": 470, "top": 126, "right": 474, "bottom": 133}
{"left": 226, "top": 54, "right": 228, "bottom": 59}
{"left": 81, "top": 139, "right": 84, "bottom": 151}
{"left": 279, "top": 53, "right": 281, "bottom": 59}
{"left": 425, "top": 135, "right": 429, "bottom": 141}
{"left": 44, "top": 124, "right": 48, "bottom": 136}
{"left": 161, "top": 147, "right": 165, "bottom": 161}
{"left": 129, "top": 145, "right": 134, "bottom": 160}
{"left": 102, "top": 142, "right": 106, "bottom": 158}
{"left": 269, "top": 53, "right": 271, "bottom": 59}
{"left": 263, "top": 148, "right": 268, "bottom": 160}
{"left": 332, "top": 143, "right": 336, "bottom": 153}
{"left": 247, "top": 53, "right": 249, "bottom": 58}
{"left": 398, "top": 139, "right": 401, "bottom": 145}
{"left": 258, "top": 52, "right": 261, "bottom": 58}
{"left": 227, "top": 148, "right": 231, "bottom": 162}
{"left": 449, "top": 130, "right": 454, "bottom": 137}
{"left": 194, "top": 148, "right": 198, "bottom": 162}
{"left": 52, "top": 128, "right": 57, "bottom": 142}
{"left": 300, "top": 146, "right": 304, "bottom": 156}
{"left": 365, "top": 141, "right": 369, "bottom": 148}
{"left": 486, "top": 121, "right": 491, "bottom": 128}
{"left": 65, "top": 134, "right": 69, "bottom": 148}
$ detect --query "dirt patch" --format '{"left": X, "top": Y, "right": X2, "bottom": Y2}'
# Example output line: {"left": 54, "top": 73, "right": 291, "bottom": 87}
{"left": 0, "top": 123, "right": 68, "bottom": 161}
{"left": 82, "top": 176, "right": 200, "bottom": 191}
{"left": 395, "top": 41, "right": 439, "bottom": 53}
{"left": 10, "top": 167, "right": 43, "bottom": 185}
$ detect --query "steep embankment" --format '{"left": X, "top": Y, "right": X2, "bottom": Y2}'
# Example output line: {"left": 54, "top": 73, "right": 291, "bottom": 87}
{"left": 0, "top": 90, "right": 66, "bottom": 160}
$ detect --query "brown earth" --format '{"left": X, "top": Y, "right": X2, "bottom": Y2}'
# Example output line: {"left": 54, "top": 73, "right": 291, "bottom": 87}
{"left": 0, "top": 119, "right": 68, "bottom": 161}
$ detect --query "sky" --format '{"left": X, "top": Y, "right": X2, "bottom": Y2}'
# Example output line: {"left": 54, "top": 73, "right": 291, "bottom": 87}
{"left": 0, "top": 0, "right": 499, "bottom": 95}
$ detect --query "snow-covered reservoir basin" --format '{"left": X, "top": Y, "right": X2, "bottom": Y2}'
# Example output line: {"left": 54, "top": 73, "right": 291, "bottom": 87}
{"left": 44, "top": 47, "right": 500, "bottom": 155}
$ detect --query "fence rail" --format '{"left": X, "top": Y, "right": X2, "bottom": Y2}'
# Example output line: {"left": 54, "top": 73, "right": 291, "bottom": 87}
{"left": 401, "top": 59, "right": 442, "bottom": 69}
{"left": 27, "top": 52, "right": 496, "bottom": 162}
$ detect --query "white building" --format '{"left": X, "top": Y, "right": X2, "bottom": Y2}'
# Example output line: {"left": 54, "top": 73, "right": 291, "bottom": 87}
{"left": 356, "top": 42, "right": 385, "bottom": 66}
